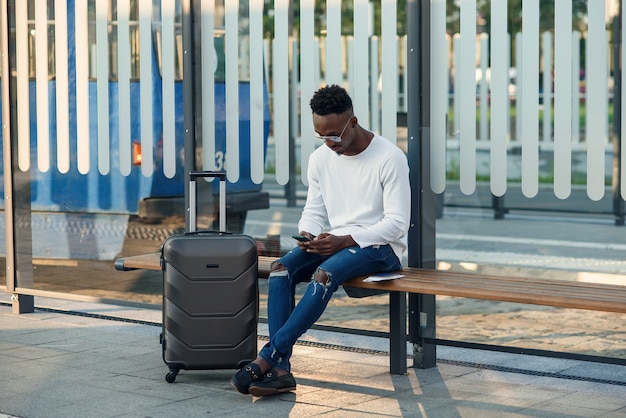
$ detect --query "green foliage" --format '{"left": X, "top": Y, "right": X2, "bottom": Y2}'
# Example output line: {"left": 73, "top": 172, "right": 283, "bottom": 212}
{"left": 473, "top": 0, "right": 589, "bottom": 35}
{"left": 262, "top": 0, "right": 408, "bottom": 38}
{"left": 262, "top": 1, "right": 591, "bottom": 40}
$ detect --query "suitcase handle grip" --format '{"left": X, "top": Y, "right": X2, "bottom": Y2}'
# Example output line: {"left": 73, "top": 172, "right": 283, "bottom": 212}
{"left": 189, "top": 171, "right": 226, "bottom": 181}
{"left": 184, "top": 230, "right": 232, "bottom": 236}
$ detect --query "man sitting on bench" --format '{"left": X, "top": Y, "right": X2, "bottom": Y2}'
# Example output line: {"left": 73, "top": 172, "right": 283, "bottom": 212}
{"left": 230, "top": 84, "right": 411, "bottom": 397}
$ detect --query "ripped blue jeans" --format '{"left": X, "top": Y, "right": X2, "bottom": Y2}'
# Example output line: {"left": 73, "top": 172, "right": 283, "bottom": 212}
{"left": 258, "top": 244, "right": 401, "bottom": 373}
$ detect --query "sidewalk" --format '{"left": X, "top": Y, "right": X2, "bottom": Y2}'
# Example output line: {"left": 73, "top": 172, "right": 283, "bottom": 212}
{"left": 1, "top": 295, "right": 625, "bottom": 418}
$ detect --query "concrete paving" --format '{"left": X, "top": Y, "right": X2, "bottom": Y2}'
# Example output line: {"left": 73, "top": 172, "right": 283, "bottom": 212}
{"left": 1, "top": 295, "right": 625, "bottom": 418}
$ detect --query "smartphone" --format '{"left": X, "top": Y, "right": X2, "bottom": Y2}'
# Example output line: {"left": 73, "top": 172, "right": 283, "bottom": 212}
{"left": 292, "top": 235, "right": 312, "bottom": 242}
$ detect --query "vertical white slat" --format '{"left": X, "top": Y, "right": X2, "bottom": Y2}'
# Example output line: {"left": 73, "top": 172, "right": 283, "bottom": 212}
{"left": 249, "top": 0, "right": 264, "bottom": 184}
{"left": 201, "top": 0, "right": 216, "bottom": 172}
{"left": 506, "top": 33, "right": 511, "bottom": 142}
{"left": 605, "top": 29, "right": 610, "bottom": 144}
{"left": 490, "top": 0, "right": 508, "bottom": 197}
{"left": 290, "top": 38, "right": 300, "bottom": 145}
{"left": 353, "top": 0, "right": 369, "bottom": 127}
{"left": 75, "top": 0, "right": 90, "bottom": 174}
{"left": 225, "top": 0, "right": 240, "bottom": 182}
{"left": 325, "top": 0, "right": 342, "bottom": 85}
{"left": 161, "top": 0, "right": 176, "bottom": 179}
{"left": 459, "top": 0, "right": 476, "bottom": 195}
{"left": 369, "top": 2, "right": 375, "bottom": 38}
{"left": 586, "top": 3, "right": 606, "bottom": 201}
{"left": 347, "top": 36, "right": 354, "bottom": 98}
{"left": 342, "top": 36, "right": 348, "bottom": 86}
{"left": 369, "top": 36, "right": 380, "bottom": 134}
{"left": 453, "top": 34, "right": 460, "bottom": 138}
{"left": 319, "top": 36, "right": 326, "bottom": 83}
{"left": 515, "top": 32, "right": 523, "bottom": 143}
{"left": 139, "top": 0, "right": 153, "bottom": 177}
{"left": 96, "top": 0, "right": 110, "bottom": 175}
{"left": 314, "top": 37, "right": 321, "bottom": 86}
{"left": 380, "top": 0, "right": 397, "bottom": 142}
{"left": 623, "top": 12, "right": 626, "bottom": 199}
{"left": 521, "top": 0, "right": 539, "bottom": 198}
{"left": 16, "top": 0, "right": 29, "bottom": 171}
{"left": 118, "top": 0, "right": 131, "bottom": 176}
{"left": 300, "top": 0, "right": 316, "bottom": 186}
{"left": 272, "top": 0, "right": 289, "bottom": 185}
{"left": 571, "top": 31, "right": 581, "bottom": 144}
{"left": 35, "top": 0, "right": 50, "bottom": 173}
{"left": 401, "top": 35, "right": 408, "bottom": 112}
{"left": 478, "top": 33, "right": 488, "bottom": 142}
{"left": 264, "top": 38, "right": 270, "bottom": 94}
{"left": 430, "top": 0, "right": 447, "bottom": 194}
{"left": 240, "top": 38, "right": 250, "bottom": 80}
{"left": 554, "top": 1, "right": 572, "bottom": 199}
{"left": 447, "top": 33, "right": 452, "bottom": 126}
{"left": 502, "top": 33, "right": 512, "bottom": 144}
{"left": 541, "top": 31, "right": 552, "bottom": 144}
{"left": 55, "top": 0, "right": 70, "bottom": 174}
{"left": 90, "top": 44, "right": 97, "bottom": 77}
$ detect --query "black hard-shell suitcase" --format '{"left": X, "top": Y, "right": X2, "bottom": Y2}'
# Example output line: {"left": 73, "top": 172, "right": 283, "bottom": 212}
{"left": 160, "top": 171, "right": 258, "bottom": 383}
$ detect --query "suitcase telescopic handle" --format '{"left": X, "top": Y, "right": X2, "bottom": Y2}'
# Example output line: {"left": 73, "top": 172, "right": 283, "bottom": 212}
{"left": 188, "top": 171, "right": 226, "bottom": 233}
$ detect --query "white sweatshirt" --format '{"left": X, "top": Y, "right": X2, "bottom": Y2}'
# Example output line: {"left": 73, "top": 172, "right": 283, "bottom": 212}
{"left": 298, "top": 134, "right": 411, "bottom": 261}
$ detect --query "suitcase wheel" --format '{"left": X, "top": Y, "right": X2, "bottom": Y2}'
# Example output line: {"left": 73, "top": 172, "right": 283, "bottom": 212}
{"left": 166, "top": 368, "right": 179, "bottom": 383}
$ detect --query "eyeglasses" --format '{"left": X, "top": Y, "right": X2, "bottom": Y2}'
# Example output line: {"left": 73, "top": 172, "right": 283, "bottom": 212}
{"left": 314, "top": 114, "right": 353, "bottom": 143}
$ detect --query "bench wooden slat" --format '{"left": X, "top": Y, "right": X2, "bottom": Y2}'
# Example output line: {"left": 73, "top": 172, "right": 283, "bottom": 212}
{"left": 259, "top": 257, "right": 273, "bottom": 278}
{"left": 114, "top": 253, "right": 626, "bottom": 313}
{"left": 342, "top": 272, "right": 626, "bottom": 313}
{"left": 381, "top": 272, "right": 623, "bottom": 299}
{"left": 114, "top": 253, "right": 161, "bottom": 271}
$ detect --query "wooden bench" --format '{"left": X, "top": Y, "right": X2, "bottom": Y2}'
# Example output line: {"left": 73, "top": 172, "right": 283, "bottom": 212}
{"left": 115, "top": 253, "right": 626, "bottom": 374}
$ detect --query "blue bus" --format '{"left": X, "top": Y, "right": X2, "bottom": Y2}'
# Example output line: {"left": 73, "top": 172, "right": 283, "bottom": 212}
{"left": 3, "top": 0, "right": 270, "bottom": 232}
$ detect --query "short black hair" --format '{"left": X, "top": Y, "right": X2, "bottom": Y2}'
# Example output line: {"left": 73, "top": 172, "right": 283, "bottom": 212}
{"left": 309, "top": 84, "right": 353, "bottom": 116}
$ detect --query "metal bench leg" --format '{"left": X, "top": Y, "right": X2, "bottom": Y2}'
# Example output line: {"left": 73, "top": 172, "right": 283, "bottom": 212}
{"left": 11, "top": 294, "right": 34, "bottom": 314}
{"left": 409, "top": 293, "right": 436, "bottom": 369}
{"left": 389, "top": 291, "right": 407, "bottom": 374}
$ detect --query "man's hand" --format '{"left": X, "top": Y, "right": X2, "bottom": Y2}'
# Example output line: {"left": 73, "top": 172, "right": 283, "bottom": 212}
{"left": 301, "top": 232, "right": 357, "bottom": 256}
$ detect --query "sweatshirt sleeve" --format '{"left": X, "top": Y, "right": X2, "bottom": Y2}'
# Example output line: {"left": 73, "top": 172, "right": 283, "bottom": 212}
{"left": 349, "top": 148, "right": 411, "bottom": 248}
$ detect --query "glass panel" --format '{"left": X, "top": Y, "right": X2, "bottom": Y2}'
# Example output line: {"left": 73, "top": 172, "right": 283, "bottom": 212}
{"left": 11, "top": 0, "right": 147, "bottom": 301}
{"left": 434, "top": 200, "right": 626, "bottom": 359}
{"left": 433, "top": 0, "right": 626, "bottom": 361}
{"left": 3, "top": 0, "right": 623, "bottom": 366}
{"left": 5, "top": 0, "right": 263, "bottom": 305}
{"left": 4, "top": 0, "right": 165, "bottom": 301}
